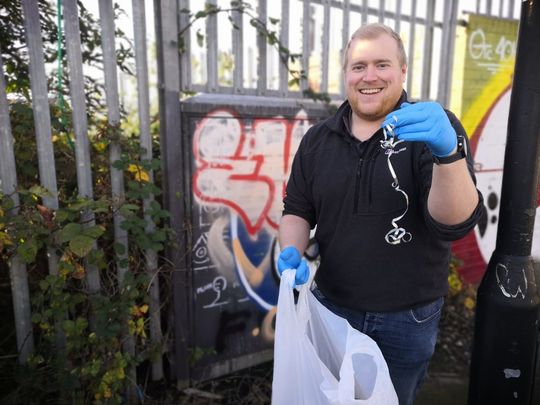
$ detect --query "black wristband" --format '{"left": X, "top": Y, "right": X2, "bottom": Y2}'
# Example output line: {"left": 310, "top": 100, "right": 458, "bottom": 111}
{"left": 433, "top": 135, "right": 467, "bottom": 165}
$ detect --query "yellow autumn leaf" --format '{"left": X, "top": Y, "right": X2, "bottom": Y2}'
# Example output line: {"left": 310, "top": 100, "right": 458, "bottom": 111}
{"left": 59, "top": 266, "right": 70, "bottom": 280}
{"left": 464, "top": 297, "right": 476, "bottom": 310}
{"left": 448, "top": 273, "right": 462, "bottom": 295}
{"left": 0, "top": 231, "right": 13, "bottom": 246}
{"left": 94, "top": 141, "right": 107, "bottom": 152}
{"left": 60, "top": 252, "right": 73, "bottom": 263}
{"left": 127, "top": 164, "right": 149, "bottom": 182}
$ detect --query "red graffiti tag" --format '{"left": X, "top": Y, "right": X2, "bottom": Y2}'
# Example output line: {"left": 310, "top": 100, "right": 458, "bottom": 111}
{"left": 192, "top": 109, "right": 310, "bottom": 235}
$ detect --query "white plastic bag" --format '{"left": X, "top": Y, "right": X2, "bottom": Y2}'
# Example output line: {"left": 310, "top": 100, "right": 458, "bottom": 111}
{"left": 272, "top": 270, "right": 398, "bottom": 405}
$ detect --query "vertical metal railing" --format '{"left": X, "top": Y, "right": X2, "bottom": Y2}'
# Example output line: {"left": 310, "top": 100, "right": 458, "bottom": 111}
{"left": 0, "top": 53, "right": 34, "bottom": 364}
{"left": 257, "top": 0, "right": 268, "bottom": 95}
{"left": 21, "top": 0, "right": 65, "bottom": 354}
{"left": 301, "top": 0, "right": 311, "bottom": 92}
{"left": 179, "top": 0, "right": 191, "bottom": 94}
{"left": 340, "top": 0, "right": 350, "bottom": 96}
{"left": 97, "top": 0, "right": 137, "bottom": 399}
{"left": 362, "top": 0, "right": 368, "bottom": 24}
{"left": 279, "top": 0, "right": 290, "bottom": 96}
{"left": 206, "top": 0, "right": 218, "bottom": 92}
{"left": 159, "top": 0, "right": 191, "bottom": 384}
{"left": 63, "top": 0, "right": 101, "bottom": 295}
{"left": 132, "top": 0, "right": 165, "bottom": 382}
{"left": 437, "top": 0, "right": 459, "bottom": 107}
{"left": 320, "top": 0, "right": 331, "bottom": 93}
{"left": 21, "top": 0, "right": 60, "bottom": 277}
{"left": 395, "top": 0, "right": 402, "bottom": 35}
{"left": 232, "top": 2, "right": 244, "bottom": 94}
{"left": 406, "top": 0, "right": 417, "bottom": 96}
{"left": 420, "top": 0, "right": 436, "bottom": 100}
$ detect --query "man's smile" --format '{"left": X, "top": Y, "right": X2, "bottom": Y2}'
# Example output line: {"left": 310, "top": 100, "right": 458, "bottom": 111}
{"left": 359, "top": 88, "right": 384, "bottom": 95}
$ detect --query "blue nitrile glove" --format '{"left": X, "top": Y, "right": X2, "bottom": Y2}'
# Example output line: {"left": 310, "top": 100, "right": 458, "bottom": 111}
{"left": 381, "top": 101, "right": 457, "bottom": 157}
{"left": 277, "top": 246, "right": 309, "bottom": 286}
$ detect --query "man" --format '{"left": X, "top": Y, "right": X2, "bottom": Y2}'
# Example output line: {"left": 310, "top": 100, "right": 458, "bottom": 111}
{"left": 277, "top": 23, "right": 483, "bottom": 405}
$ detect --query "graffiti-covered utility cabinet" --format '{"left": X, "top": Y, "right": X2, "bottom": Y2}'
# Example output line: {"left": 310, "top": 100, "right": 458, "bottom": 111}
{"left": 170, "top": 94, "right": 329, "bottom": 382}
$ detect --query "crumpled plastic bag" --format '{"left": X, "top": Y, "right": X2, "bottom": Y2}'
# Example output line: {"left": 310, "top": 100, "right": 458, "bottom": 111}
{"left": 272, "top": 270, "right": 398, "bottom": 405}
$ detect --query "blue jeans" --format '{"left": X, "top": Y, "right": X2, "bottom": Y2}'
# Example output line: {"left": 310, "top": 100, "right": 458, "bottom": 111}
{"left": 311, "top": 286, "right": 443, "bottom": 405}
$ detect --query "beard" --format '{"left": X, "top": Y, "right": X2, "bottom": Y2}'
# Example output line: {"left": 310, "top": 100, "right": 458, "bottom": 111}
{"left": 349, "top": 99, "right": 392, "bottom": 122}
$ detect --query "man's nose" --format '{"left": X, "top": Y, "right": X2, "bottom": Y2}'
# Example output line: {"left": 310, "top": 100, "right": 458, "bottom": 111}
{"left": 363, "top": 65, "right": 377, "bottom": 81}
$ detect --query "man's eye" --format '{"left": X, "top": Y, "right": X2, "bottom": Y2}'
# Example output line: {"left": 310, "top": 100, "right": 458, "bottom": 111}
{"left": 378, "top": 64, "right": 389, "bottom": 69}
{"left": 352, "top": 65, "right": 364, "bottom": 71}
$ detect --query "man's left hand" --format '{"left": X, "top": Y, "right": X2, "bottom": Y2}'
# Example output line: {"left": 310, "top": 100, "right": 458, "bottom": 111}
{"left": 381, "top": 101, "right": 457, "bottom": 157}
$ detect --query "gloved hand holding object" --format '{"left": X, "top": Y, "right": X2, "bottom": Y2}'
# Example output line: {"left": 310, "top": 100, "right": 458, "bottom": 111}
{"left": 381, "top": 101, "right": 457, "bottom": 157}
{"left": 277, "top": 246, "right": 309, "bottom": 286}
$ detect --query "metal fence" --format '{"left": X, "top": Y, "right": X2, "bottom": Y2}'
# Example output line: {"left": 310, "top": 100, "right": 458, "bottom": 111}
{"left": 0, "top": 0, "right": 163, "bottom": 387}
{"left": 177, "top": 0, "right": 520, "bottom": 106}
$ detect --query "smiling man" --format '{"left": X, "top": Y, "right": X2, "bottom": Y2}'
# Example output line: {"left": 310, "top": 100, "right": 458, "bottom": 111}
{"left": 277, "top": 23, "right": 484, "bottom": 405}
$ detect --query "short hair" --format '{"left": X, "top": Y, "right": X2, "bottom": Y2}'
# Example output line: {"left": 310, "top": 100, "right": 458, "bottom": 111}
{"left": 342, "top": 23, "right": 407, "bottom": 71}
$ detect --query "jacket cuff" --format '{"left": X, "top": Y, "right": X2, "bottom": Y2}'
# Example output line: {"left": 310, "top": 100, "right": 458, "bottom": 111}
{"left": 425, "top": 190, "right": 485, "bottom": 241}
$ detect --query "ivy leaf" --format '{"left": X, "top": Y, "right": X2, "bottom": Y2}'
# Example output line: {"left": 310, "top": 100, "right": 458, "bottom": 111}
{"left": 17, "top": 239, "right": 38, "bottom": 263}
{"left": 69, "top": 235, "right": 94, "bottom": 258}
{"left": 29, "top": 185, "right": 51, "bottom": 198}
{"left": 82, "top": 225, "right": 105, "bottom": 239}
{"left": 269, "top": 17, "right": 280, "bottom": 25}
{"left": 58, "top": 223, "right": 83, "bottom": 243}
{"left": 55, "top": 209, "right": 70, "bottom": 222}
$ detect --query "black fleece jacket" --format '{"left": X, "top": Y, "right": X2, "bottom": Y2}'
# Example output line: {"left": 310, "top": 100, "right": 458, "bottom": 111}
{"left": 283, "top": 92, "right": 484, "bottom": 312}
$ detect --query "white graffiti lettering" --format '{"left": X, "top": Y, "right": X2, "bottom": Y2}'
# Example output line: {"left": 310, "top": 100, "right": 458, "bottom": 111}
{"left": 468, "top": 28, "right": 516, "bottom": 74}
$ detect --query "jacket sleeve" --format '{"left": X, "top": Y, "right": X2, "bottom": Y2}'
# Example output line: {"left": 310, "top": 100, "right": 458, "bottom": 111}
{"left": 419, "top": 111, "right": 486, "bottom": 241}
{"left": 282, "top": 131, "right": 317, "bottom": 229}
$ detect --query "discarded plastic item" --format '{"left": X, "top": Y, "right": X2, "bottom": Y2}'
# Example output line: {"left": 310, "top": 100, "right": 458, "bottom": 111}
{"left": 272, "top": 269, "right": 398, "bottom": 405}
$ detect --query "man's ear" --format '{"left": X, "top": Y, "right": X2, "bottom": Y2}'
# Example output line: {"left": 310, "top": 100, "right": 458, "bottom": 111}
{"left": 401, "top": 64, "right": 407, "bottom": 81}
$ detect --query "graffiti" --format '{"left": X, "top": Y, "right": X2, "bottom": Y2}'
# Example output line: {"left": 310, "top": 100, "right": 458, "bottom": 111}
{"left": 468, "top": 85, "right": 540, "bottom": 278}
{"left": 193, "top": 109, "right": 311, "bottom": 235}
{"left": 495, "top": 263, "right": 528, "bottom": 299}
{"left": 472, "top": 88, "right": 510, "bottom": 264}
{"left": 197, "top": 276, "right": 230, "bottom": 309}
{"left": 189, "top": 107, "right": 320, "bottom": 347}
{"left": 192, "top": 232, "right": 213, "bottom": 268}
{"left": 455, "top": 15, "right": 520, "bottom": 284}
{"left": 503, "top": 369, "right": 521, "bottom": 379}
{"left": 229, "top": 213, "right": 278, "bottom": 312}
{"left": 468, "top": 28, "right": 517, "bottom": 74}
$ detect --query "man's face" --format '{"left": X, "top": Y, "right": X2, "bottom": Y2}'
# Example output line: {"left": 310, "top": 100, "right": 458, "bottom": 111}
{"left": 344, "top": 34, "right": 407, "bottom": 123}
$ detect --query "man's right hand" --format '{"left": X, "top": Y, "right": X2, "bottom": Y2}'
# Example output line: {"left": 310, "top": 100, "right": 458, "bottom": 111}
{"left": 277, "top": 246, "right": 309, "bottom": 286}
